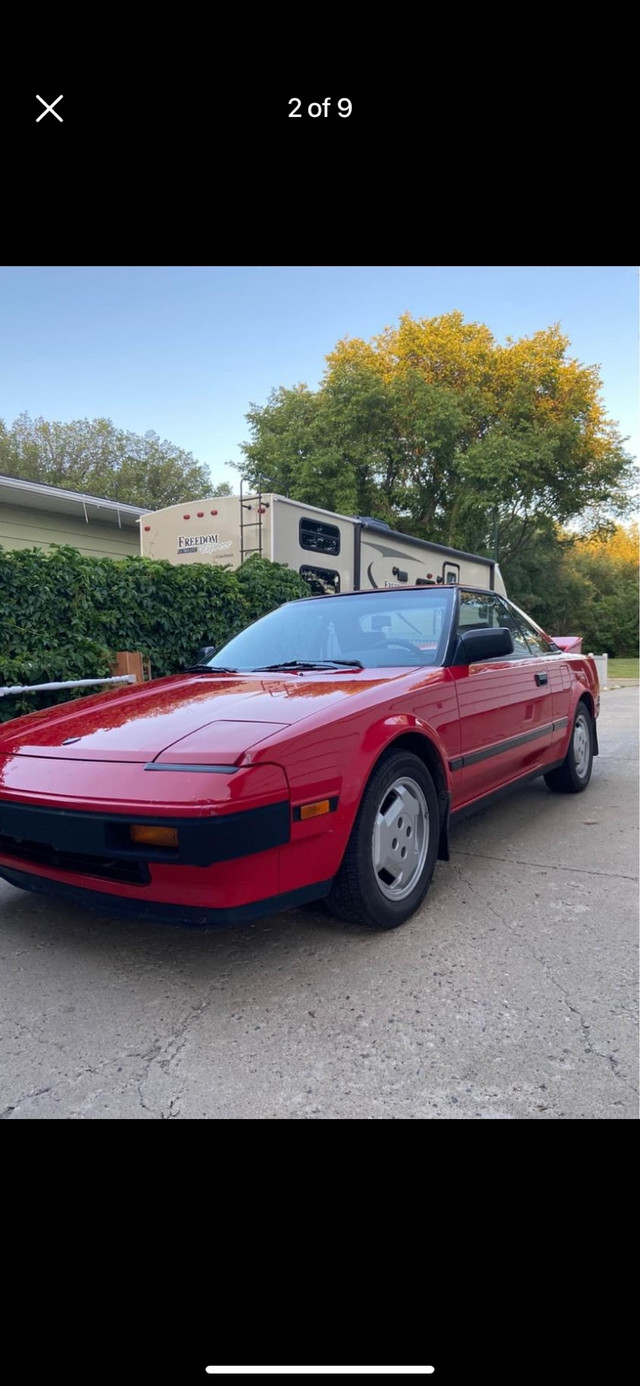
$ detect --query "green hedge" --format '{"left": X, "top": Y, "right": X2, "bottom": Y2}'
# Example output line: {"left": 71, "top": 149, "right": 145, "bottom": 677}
{"left": 0, "top": 546, "right": 309, "bottom": 722}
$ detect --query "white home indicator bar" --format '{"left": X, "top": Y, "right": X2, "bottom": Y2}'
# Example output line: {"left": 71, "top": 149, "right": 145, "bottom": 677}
{"left": 205, "top": 1371, "right": 435, "bottom": 1377}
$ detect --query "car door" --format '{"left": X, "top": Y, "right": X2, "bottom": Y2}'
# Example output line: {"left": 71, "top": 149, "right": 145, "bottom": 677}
{"left": 503, "top": 597, "right": 573, "bottom": 753}
{"left": 450, "top": 590, "right": 556, "bottom": 807}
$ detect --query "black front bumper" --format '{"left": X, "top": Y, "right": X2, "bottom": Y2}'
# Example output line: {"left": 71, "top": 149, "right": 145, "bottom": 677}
{"left": 0, "top": 798, "right": 290, "bottom": 872}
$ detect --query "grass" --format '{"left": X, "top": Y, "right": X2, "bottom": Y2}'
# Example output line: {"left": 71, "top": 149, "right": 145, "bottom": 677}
{"left": 607, "top": 657, "right": 639, "bottom": 678}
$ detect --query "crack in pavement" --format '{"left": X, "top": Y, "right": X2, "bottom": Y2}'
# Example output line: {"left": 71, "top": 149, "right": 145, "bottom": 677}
{"left": 1, "top": 1024, "right": 190, "bottom": 1119}
{"left": 0, "top": 1085, "right": 52, "bottom": 1118}
{"left": 134, "top": 995, "right": 215, "bottom": 1117}
{"left": 452, "top": 849, "right": 638, "bottom": 882}
{"left": 455, "top": 869, "right": 638, "bottom": 1097}
{"left": 0, "top": 1017, "right": 202, "bottom": 1120}
{"left": 57, "top": 1047, "right": 165, "bottom": 1120}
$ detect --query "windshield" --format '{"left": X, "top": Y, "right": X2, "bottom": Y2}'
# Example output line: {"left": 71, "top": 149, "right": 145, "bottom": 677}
{"left": 203, "top": 588, "right": 454, "bottom": 671}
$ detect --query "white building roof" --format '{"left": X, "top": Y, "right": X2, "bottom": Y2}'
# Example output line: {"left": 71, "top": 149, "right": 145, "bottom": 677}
{"left": 0, "top": 474, "right": 145, "bottom": 527}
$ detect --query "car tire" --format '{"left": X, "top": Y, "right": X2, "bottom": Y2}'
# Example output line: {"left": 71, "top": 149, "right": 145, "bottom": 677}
{"left": 326, "top": 750, "right": 440, "bottom": 930}
{"left": 544, "top": 701, "right": 595, "bottom": 794}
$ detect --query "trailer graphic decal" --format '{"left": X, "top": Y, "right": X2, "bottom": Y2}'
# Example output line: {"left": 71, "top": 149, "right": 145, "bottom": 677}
{"left": 365, "top": 539, "right": 441, "bottom": 590}
{"left": 177, "top": 533, "right": 234, "bottom": 555}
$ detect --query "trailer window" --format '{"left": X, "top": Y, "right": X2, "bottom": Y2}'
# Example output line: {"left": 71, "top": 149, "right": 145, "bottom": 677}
{"left": 300, "top": 564, "right": 341, "bottom": 595}
{"left": 299, "top": 517, "right": 341, "bottom": 556}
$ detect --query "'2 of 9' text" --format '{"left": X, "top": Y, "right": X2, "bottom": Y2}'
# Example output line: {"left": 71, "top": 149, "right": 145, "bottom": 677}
{"left": 288, "top": 98, "right": 352, "bottom": 118}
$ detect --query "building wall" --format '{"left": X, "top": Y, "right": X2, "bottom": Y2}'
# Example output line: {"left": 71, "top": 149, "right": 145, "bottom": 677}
{"left": 0, "top": 502, "right": 140, "bottom": 559}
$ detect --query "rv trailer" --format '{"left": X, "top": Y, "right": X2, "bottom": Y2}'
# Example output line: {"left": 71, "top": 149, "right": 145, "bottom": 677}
{"left": 139, "top": 491, "right": 506, "bottom": 596}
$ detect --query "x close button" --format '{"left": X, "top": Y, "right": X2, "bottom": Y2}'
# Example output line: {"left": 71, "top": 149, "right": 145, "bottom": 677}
{"left": 36, "top": 94, "right": 63, "bottom": 122}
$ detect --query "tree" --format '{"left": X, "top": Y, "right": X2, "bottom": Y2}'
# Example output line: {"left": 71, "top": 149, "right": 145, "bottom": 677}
{"left": 239, "top": 386, "right": 326, "bottom": 504}
{"left": 237, "top": 312, "right": 637, "bottom": 563}
{"left": 0, "top": 413, "right": 216, "bottom": 509}
{"left": 504, "top": 522, "right": 639, "bottom": 655}
{"left": 569, "top": 523, "right": 639, "bottom": 654}
{"left": 500, "top": 521, "right": 585, "bottom": 630}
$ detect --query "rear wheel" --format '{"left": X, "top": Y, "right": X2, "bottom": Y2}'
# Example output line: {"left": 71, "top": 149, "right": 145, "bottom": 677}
{"left": 326, "top": 750, "right": 439, "bottom": 930}
{"left": 544, "top": 701, "right": 595, "bottom": 793}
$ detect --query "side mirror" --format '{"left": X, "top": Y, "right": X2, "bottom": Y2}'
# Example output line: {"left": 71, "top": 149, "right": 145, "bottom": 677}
{"left": 455, "top": 626, "right": 514, "bottom": 663}
{"left": 190, "top": 645, "right": 216, "bottom": 666}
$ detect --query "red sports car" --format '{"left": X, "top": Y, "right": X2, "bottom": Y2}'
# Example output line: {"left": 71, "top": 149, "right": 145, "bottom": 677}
{"left": 0, "top": 585, "right": 599, "bottom": 931}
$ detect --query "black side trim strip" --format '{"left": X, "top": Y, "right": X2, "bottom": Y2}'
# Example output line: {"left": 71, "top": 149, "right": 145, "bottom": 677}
{"left": 144, "top": 763, "right": 239, "bottom": 773}
{"left": 449, "top": 721, "right": 561, "bottom": 772}
{"left": 0, "top": 865, "right": 333, "bottom": 928}
{"left": 451, "top": 761, "right": 564, "bottom": 822}
{"left": 554, "top": 716, "right": 569, "bottom": 731}
{"left": 464, "top": 722, "right": 552, "bottom": 767}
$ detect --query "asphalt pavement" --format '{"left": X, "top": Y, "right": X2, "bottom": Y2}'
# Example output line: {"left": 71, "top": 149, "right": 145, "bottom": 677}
{"left": 1, "top": 685, "right": 637, "bottom": 1119}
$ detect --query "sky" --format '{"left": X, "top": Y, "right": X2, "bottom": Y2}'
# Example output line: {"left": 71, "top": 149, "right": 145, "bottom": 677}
{"left": 0, "top": 266, "right": 637, "bottom": 489}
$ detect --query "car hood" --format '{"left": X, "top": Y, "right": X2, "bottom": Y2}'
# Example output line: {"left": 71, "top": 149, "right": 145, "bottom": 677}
{"left": 0, "top": 668, "right": 413, "bottom": 764}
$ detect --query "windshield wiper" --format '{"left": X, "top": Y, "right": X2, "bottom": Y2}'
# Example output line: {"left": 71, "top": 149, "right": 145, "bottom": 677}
{"left": 186, "top": 664, "right": 238, "bottom": 674}
{"left": 250, "top": 659, "right": 364, "bottom": 672}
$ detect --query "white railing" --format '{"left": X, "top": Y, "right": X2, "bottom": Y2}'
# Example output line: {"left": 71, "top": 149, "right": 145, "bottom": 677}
{"left": 0, "top": 674, "right": 137, "bottom": 698}
{"left": 588, "top": 653, "right": 608, "bottom": 688}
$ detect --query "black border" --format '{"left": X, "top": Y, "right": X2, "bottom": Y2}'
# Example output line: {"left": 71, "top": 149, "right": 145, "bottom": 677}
{"left": 4, "top": 59, "right": 627, "bottom": 265}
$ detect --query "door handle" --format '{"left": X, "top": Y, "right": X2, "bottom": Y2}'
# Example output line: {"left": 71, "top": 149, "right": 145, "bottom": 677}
{"left": 535, "top": 672, "right": 548, "bottom": 686}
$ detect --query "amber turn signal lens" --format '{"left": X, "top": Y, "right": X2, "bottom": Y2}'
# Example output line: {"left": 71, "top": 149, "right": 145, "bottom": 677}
{"left": 299, "top": 799, "right": 331, "bottom": 821}
{"left": 129, "top": 824, "right": 179, "bottom": 848}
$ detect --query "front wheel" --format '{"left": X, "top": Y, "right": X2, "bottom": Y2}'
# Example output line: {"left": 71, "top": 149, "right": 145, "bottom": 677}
{"left": 326, "top": 750, "right": 440, "bottom": 930}
{"left": 544, "top": 702, "right": 595, "bottom": 794}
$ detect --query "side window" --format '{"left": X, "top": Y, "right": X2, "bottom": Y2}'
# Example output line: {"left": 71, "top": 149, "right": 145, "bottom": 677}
{"left": 299, "top": 564, "right": 340, "bottom": 595}
{"left": 457, "top": 592, "right": 486, "bottom": 629}
{"left": 490, "top": 595, "right": 538, "bottom": 658}
{"left": 299, "top": 517, "right": 341, "bottom": 556}
{"left": 504, "top": 601, "right": 556, "bottom": 655}
{"left": 456, "top": 591, "right": 531, "bottom": 659}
